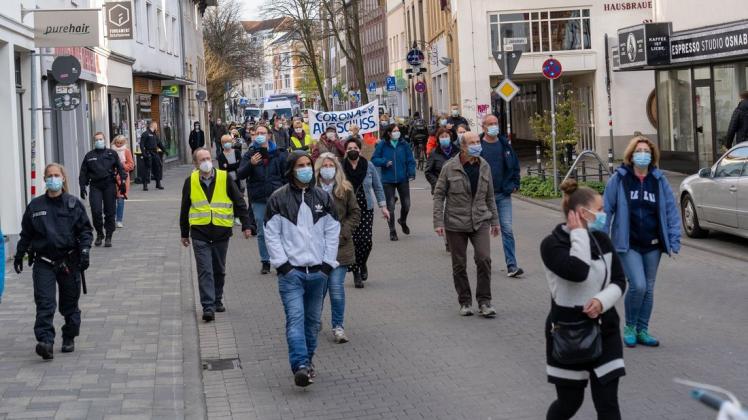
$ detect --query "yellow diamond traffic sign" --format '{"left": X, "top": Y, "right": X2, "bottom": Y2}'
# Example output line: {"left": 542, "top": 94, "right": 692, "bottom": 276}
{"left": 497, "top": 79, "right": 520, "bottom": 102}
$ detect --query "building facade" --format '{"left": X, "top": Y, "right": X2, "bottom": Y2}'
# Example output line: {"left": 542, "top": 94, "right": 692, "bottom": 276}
{"left": 455, "top": 0, "right": 655, "bottom": 157}
{"left": 354, "top": 0, "right": 387, "bottom": 106}
{"left": 616, "top": 0, "right": 748, "bottom": 172}
{"left": 425, "top": 0, "right": 459, "bottom": 118}
{"left": 385, "top": 0, "right": 409, "bottom": 117}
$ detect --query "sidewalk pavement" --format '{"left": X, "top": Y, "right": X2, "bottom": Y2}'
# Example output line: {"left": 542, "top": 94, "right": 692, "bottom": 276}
{"left": 0, "top": 167, "right": 204, "bottom": 419}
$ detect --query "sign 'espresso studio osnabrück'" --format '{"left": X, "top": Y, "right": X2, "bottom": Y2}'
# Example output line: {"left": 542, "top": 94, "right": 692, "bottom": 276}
{"left": 670, "top": 21, "right": 748, "bottom": 64}
{"left": 34, "top": 9, "right": 101, "bottom": 48}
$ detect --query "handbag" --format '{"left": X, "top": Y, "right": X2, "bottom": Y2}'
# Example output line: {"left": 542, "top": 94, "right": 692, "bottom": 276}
{"left": 550, "top": 233, "right": 608, "bottom": 365}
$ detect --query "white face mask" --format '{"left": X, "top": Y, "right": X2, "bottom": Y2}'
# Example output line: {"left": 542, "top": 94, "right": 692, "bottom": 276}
{"left": 199, "top": 160, "right": 213, "bottom": 173}
{"left": 320, "top": 167, "right": 336, "bottom": 181}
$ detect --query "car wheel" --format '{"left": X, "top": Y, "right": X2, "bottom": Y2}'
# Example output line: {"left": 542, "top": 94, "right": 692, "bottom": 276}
{"left": 681, "top": 194, "right": 708, "bottom": 238}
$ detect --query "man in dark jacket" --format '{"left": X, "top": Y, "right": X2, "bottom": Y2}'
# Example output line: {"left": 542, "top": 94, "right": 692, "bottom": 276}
{"left": 212, "top": 118, "right": 227, "bottom": 155}
{"left": 140, "top": 121, "right": 167, "bottom": 191}
{"left": 80, "top": 132, "right": 128, "bottom": 247}
{"left": 237, "top": 124, "right": 288, "bottom": 274}
{"left": 188, "top": 121, "right": 206, "bottom": 154}
{"left": 425, "top": 127, "right": 460, "bottom": 193}
{"left": 447, "top": 106, "right": 470, "bottom": 132}
{"left": 180, "top": 148, "right": 255, "bottom": 322}
{"left": 272, "top": 118, "right": 290, "bottom": 150}
{"left": 724, "top": 92, "right": 748, "bottom": 150}
{"left": 479, "top": 114, "right": 523, "bottom": 278}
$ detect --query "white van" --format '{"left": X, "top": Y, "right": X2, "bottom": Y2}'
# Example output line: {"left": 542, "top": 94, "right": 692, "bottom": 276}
{"left": 263, "top": 100, "right": 298, "bottom": 120}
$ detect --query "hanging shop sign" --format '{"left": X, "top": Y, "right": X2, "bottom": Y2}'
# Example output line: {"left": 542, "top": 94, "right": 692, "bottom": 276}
{"left": 34, "top": 9, "right": 101, "bottom": 48}
{"left": 617, "top": 22, "right": 671, "bottom": 69}
{"left": 53, "top": 84, "right": 82, "bottom": 111}
{"left": 161, "top": 85, "right": 179, "bottom": 97}
{"left": 105, "top": 1, "right": 134, "bottom": 40}
{"left": 308, "top": 100, "right": 380, "bottom": 140}
{"left": 670, "top": 20, "right": 748, "bottom": 64}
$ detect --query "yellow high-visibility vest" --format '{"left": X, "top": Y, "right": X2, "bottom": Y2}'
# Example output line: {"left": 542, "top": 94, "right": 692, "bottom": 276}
{"left": 188, "top": 169, "right": 234, "bottom": 227}
{"left": 290, "top": 133, "right": 311, "bottom": 150}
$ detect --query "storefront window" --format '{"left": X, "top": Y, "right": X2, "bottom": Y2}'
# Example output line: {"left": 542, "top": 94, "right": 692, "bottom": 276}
{"left": 109, "top": 95, "right": 131, "bottom": 142}
{"left": 657, "top": 69, "right": 694, "bottom": 152}
{"left": 714, "top": 62, "right": 748, "bottom": 147}
{"left": 160, "top": 96, "right": 179, "bottom": 158}
{"left": 135, "top": 93, "right": 152, "bottom": 149}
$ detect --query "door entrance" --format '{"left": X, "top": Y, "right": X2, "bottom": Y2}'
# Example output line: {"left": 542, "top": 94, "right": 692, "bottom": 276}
{"left": 694, "top": 82, "right": 715, "bottom": 169}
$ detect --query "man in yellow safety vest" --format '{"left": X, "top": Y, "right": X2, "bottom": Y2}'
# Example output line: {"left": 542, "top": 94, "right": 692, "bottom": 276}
{"left": 179, "top": 146, "right": 255, "bottom": 322}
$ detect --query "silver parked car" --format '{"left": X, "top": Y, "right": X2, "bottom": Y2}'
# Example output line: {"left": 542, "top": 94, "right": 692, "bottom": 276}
{"left": 679, "top": 141, "right": 748, "bottom": 239}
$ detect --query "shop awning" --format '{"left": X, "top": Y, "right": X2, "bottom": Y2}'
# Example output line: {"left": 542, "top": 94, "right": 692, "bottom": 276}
{"left": 161, "top": 77, "right": 196, "bottom": 86}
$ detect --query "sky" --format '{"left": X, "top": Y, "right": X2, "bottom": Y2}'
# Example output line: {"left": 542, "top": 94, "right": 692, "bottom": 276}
{"left": 240, "top": 0, "right": 265, "bottom": 19}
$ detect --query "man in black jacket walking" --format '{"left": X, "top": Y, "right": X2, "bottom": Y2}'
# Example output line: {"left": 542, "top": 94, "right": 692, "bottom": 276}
{"left": 180, "top": 148, "right": 255, "bottom": 321}
{"left": 80, "top": 132, "right": 128, "bottom": 247}
{"left": 188, "top": 121, "right": 206, "bottom": 154}
{"left": 140, "top": 121, "right": 167, "bottom": 190}
{"left": 724, "top": 91, "right": 748, "bottom": 150}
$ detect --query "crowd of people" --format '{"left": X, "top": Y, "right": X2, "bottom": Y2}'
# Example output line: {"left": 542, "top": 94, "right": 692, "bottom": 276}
{"left": 10, "top": 104, "right": 683, "bottom": 418}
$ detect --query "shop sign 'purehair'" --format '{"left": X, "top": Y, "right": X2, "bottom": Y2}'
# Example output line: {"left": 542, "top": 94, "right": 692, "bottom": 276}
{"left": 33, "top": 9, "right": 101, "bottom": 48}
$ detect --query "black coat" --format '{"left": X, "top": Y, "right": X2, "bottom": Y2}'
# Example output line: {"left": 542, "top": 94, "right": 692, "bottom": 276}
{"left": 16, "top": 193, "right": 94, "bottom": 259}
{"left": 425, "top": 142, "right": 459, "bottom": 192}
{"left": 189, "top": 130, "right": 206, "bottom": 152}
{"left": 236, "top": 148, "right": 288, "bottom": 203}
{"left": 79, "top": 148, "right": 128, "bottom": 189}
{"left": 216, "top": 149, "right": 242, "bottom": 176}
{"left": 725, "top": 99, "right": 748, "bottom": 148}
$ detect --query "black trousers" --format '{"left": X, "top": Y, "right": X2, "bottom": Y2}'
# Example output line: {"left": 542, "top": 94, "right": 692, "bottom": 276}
{"left": 547, "top": 377, "right": 621, "bottom": 420}
{"left": 192, "top": 239, "right": 229, "bottom": 311}
{"left": 383, "top": 182, "right": 410, "bottom": 232}
{"left": 142, "top": 153, "right": 163, "bottom": 185}
{"left": 90, "top": 182, "right": 116, "bottom": 236}
{"left": 33, "top": 262, "right": 81, "bottom": 344}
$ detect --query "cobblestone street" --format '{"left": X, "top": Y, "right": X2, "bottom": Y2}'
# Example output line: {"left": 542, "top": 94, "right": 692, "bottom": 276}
{"left": 1, "top": 165, "right": 747, "bottom": 419}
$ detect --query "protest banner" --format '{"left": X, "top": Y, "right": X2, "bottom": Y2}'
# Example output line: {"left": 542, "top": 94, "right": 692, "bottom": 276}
{"left": 309, "top": 100, "right": 380, "bottom": 140}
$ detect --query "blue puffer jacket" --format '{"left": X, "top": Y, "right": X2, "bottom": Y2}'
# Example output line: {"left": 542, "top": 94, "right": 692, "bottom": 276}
{"left": 603, "top": 166, "right": 681, "bottom": 255}
{"left": 371, "top": 140, "right": 416, "bottom": 184}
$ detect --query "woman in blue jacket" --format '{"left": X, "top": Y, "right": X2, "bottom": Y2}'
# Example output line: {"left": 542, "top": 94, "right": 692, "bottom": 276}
{"left": 603, "top": 136, "right": 681, "bottom": 348}
{"left": 371, "top": 124, "right": 416, "bottom": 241}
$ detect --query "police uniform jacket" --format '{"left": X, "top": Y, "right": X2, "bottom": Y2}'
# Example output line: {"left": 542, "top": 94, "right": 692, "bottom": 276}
{"left": 16, "top": 193, "right": 94, "bottom": 260}
{"left": 140, "top": 129, "right": 166, "bottom": 154}
{"left": 79, "top": 148, "right": 128, "bottom": 189}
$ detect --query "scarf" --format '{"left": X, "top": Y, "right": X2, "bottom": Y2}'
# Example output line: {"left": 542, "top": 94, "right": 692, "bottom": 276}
{"left": 343, "top": 156, "right": 368, "bottom": 191}
{"left": 112, "top": 145, "right": 127, "bottom": 162}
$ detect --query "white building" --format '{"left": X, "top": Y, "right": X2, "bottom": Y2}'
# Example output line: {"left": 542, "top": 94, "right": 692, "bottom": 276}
{"left": 455, "top": 0, "right": 655, "bottom": 157}
{"left": 386, "top": 0, "right": 409, "bottom": 117}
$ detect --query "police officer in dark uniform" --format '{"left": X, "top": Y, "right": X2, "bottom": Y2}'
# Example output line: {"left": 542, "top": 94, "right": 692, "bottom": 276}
{"left": 14, "top": 163, "right": 93, "bottom": 360}
{"left": 79, "top": 132, "right": 127, "bottom": 248}
{"left": 140, "top": 121, "right": 168, "bottom": 191}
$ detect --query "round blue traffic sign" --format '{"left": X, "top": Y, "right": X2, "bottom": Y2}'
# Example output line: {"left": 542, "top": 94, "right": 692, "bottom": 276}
{"left": 542, "top": 58, "right": 562, "bottom": 80}
{"left": 407, "top": 49, "right": 425, "bottom": 67}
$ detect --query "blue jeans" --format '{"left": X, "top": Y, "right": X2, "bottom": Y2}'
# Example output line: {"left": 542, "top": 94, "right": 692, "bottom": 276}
{"left": 323, "top": 265, "right": 347, "bottom": 329}
{"left": 278, "top": 269, "right": 327, "bottom": 373}
{"left": 495, "top": 193, "right": 517, "bottom": 269}
{"left": 251, "top": 201, "right": 269, "bottom": 262}
{"left": 116, "top": 198, "right": 125, "bottom": 223}
{"left": 619, "top": 249, "right": 662, "bottom": 331}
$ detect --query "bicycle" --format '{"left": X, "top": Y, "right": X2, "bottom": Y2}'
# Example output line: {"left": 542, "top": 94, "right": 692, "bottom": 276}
{"left": 412, "top": 142, "right": 426, "bottom": 171}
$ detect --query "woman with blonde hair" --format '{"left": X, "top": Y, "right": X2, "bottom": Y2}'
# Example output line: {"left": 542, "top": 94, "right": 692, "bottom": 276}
{"left": 13, "top": 163, "right": 93, "bottom": 359}
{"left": 111, "top": 135, "right": 134, "bottom": 228}
{"left": 315, "top": 152, "right": 360, "bottom": 343}
{"left": 603, "top": 136, "right": 681, "bottom": 348}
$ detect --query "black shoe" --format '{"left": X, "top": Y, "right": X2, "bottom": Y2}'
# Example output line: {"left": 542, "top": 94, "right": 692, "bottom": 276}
{"left": 35, "top": 342, "right": 54, "bottom": 360}
{"left": 507, "top": 266, "right": 524, "bottom": 278}
{"left": 390, "top": 231, "right": 398, "bottom": 241}
{"left": 202, "top": 310, "right": 215, "bottom": 322}
{"left": 94, "top": 234, "right": 104, "bottom": 247}
{"left": 261, "top": 261, "right": 271, "bottom": 275}
{"left": 143, "top": 185, "right": 149, "bottom": 191}
{"left": 215, "top": 302, "right": 226, "bottom": 313}
{"left": 360, "top": 265, "right": 368, "bottom": 281}
{"left": 353, "top": 270, "right": 364, "bottom": 288}
{"left": 156, "top": 183, "right": 164, "bottom": 190}
{"left": 61, "top": 338, "right": 75, "bottom": 353}
{"left": 398, "top": 219, "right": 410, "bottom": 235}
{"left": 104, "top": 236, "right": 112, "bottom": 248}
{"left": 294, "top": 367, "right": 311, "bottom": 387}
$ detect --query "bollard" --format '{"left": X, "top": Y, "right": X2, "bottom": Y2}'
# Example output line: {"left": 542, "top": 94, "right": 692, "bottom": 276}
{"left": 571, "top": 149, "right": 578, "bottom": 179}
{"left": 598, "top": 163, "right": 604, "bottom": 182}
{"left": 608, "top": 148, "right": 614, "bottom": 174}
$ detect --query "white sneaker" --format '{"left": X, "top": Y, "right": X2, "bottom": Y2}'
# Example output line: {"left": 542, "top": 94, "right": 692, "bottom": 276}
{"left": 116, "top": 222, "right": 124, "bottom": 228}
{"left": 459, "top": 305, "right": 474, "bottom": 316}
{"left": 332, "top": 326, "right": 349, "bottom": 343}
{"left": 234, "top": 218, "right": 241, "bottom": 226}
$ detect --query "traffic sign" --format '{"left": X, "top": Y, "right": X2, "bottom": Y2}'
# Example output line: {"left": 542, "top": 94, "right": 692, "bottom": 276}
{"left": 386, "top": 76, "right": 396, "bottom": 92}
{"left": 415, "top": 81, "right": 426, "bottom": 93}
{"left": 492, "top": 50, "right": 523, "bottom": 77}
{"left": 496, "top": 79, "right": 520, "bottom": 102}
{"left": 51, "top": 55, "right": 81, "bottom": 84}
{"left": 406, "top": 48, "right": 425, "bottom": 67}
{"left": 367, "top": 81, "right": 377, "bottom": 93}
{"left": 542, "top": 58, "right": 563, "bottom": 80}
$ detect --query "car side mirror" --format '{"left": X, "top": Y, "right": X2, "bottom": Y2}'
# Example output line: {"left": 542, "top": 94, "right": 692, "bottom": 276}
{"left": 698, "top": 168, "right": 711, "bottom": 178}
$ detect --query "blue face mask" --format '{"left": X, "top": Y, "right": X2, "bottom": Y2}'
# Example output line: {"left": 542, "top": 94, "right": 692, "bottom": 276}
{"left": 45, "top": 176, "right": 64, "bottom": 192}
{"left": 439, "top": 138, "right": 452, "bottom": 148}
{"left": 487, "top": 125, "right": 500, "bottom": 137}
{"left": 391, "top": 131, "right": 401, "bottom": 140}
{"left": 320, "top": 167, "right": 336, "bottom": 181}
{"left": 585, "top": 208, "right": 607, "bottom": 232}
{"left": 94, "top": 139, "right": 106, "bottom": 149}
{"left": 467, "top": 144, "right": 482, "bottom": 157}
{"left": 254, "top": 135, "right": 266, "bottom": 145}
{"left": 223, "top": 142, "right": 233, "bottom": 150}
{"left": 295, "top": 166, "right": 313, "bottom": 184}
{"left": 632, "top": 151, "right": 652, "bottom": 168}
{"left": 439, "top": 119, "right": 447, "bottom": 126}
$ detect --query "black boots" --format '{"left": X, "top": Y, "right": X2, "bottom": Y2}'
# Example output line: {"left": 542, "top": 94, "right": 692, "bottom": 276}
{"left": 94, "top": 234, "right": 104, "bottom": 247}
{"left": 261, "top": 261, "right": 271, "bottom": 275}
{"left": 61, "top": 338, "right": 75, "bottom": 353}
{"left": 104, "top": 235, "right": 112, "bottom": 248}
{"left": 360, "top": 265, "right": 368, "bottom": 281}
{"left": 35, "top": 342, "right": 54, "bottom": 360}
{"left": 156, "top": 182, "right": 164, "bottom": 190}
{"left": 353, "top": 270, "right": 364, "bottom": 288}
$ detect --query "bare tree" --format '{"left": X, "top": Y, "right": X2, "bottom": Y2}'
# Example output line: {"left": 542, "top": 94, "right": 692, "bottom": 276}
{"left": 263, "top": 0, "right": 330, "bottom": 111}
{"left": 321, "top": 0, "right": 368, "bottom": 104}
{"left": 203, "top": 0, "right": 263, "bottom": 118}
